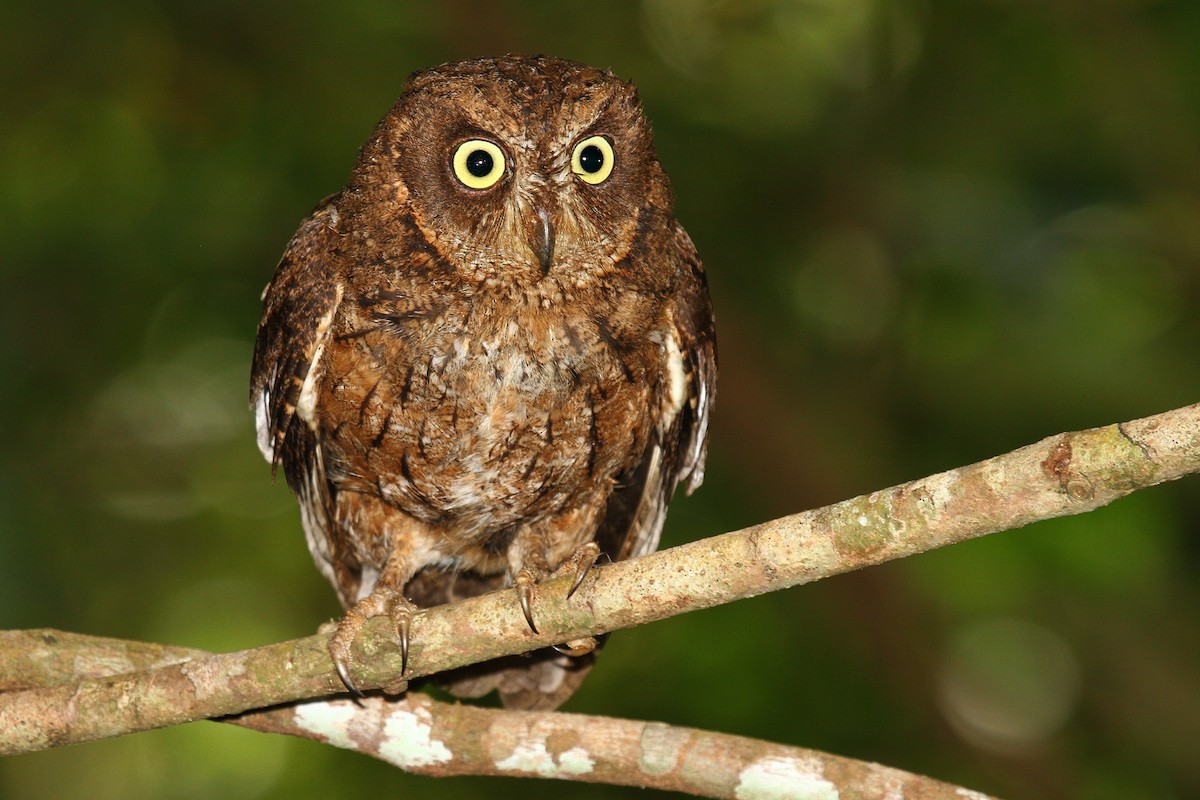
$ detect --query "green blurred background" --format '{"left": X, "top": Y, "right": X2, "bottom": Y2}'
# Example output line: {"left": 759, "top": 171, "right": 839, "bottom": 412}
{"left": 3, "top": 1, "right": 1199, "bottom": 798}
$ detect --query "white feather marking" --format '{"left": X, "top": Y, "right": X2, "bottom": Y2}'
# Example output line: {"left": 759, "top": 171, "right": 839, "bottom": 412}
{"left": 254, "top": 378, "right": 275, "bottom": 462}
{"left": 296, "top": 283, "right": 344, "bottom": 429}
{"left": 300, "top": 448, "right": 340, "bottom": 592}
{"left": 665, "top": 333, "right": 688, "bottom": 420}
{"left": 629, "top": 444, "right": 665, "bottom": 559}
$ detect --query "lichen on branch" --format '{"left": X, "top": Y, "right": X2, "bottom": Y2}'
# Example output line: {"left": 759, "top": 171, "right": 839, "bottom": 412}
{"left": 2, "top": 402, "right": 1197, "bottom": 797}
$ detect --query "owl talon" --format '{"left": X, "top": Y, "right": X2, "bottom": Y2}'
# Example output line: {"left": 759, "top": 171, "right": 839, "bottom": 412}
{"left": 329, "top": 627, "right": 366, "bottom": 696}
{"left": 393, "top": 600, "right": 412, "bottom": 678}
{"left": 516, "top": 572, "right": 540, "bottom": 634}
{"left": 553, "top": 636, "right": 597, "bottom": 657}
{"left": 566, "top": 542, "right": 601, "bottom": 599}
{"left": 333, "top": 655, "right": 365, "bottom": 697}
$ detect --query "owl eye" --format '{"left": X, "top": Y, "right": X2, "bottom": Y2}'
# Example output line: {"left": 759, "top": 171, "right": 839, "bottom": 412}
{"left": 570, "top": 135, "right": 614, "bottom": 184}
{"left": 451, "top": 139, "right": 506, "bottom": 190}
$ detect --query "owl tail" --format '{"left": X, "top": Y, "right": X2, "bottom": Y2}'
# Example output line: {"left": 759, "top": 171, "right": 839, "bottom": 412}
{"left": 435, "top": 642, "right": 603, "bottom": 710}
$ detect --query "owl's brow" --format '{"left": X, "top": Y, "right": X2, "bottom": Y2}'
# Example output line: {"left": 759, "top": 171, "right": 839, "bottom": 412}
{"left": 447, "top": 90, "right": 625, "bottom": 163}
{"left": 547, "top": 94, "right": 625, "bottom": 154}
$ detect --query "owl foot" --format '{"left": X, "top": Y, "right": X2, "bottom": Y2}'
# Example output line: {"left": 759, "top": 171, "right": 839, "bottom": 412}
{"left": 564, "top": 541, "right": 601, "bottom": 598}
{"left": 328, "top": 587, "right": 415, "bottom": 696}
{"left": 514, "top": 541, "right": 602, "bottom": 636}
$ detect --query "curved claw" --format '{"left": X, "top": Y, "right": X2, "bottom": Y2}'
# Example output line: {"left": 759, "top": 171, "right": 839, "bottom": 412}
{"left": 552, "top": 636, "right": 597, "bottom": 657}
{"left": 380, "top": 602, "right": 412, "bottom": 696}
{"left": 518, "top": 579, "right": 539, "bottom": 634}
{"left": 393, "top": 603, "right": 411, "bottom": 676}
{"left": 331, "top": 644, "right": 365, "bottom": 697}
{"left": 567, "top": 542, "right": 601, "bottom": 599}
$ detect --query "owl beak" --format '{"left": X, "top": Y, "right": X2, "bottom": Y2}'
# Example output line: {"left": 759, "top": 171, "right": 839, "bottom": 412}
{"left": 531, "top": 205, "right": 557, "bottom": 274}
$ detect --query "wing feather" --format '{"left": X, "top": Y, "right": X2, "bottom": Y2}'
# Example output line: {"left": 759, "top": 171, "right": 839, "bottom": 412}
{"left": 250, "top": 196, "right": 344, "bottom": 472}
{"left": 249, "top": 196, "right": 346, "bottom": 589}
{"left": 597, "top": 222, "right": 717, "bottom": 563}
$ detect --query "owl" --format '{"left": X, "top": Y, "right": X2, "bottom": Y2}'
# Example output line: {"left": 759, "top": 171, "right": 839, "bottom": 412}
{"left": 250, "top": 55, "right": 715, "bottom": 709}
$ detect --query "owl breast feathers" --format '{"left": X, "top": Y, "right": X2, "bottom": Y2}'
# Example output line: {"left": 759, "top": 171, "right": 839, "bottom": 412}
{"left": 250, "top": 55, "right": 715, "bottom": 709}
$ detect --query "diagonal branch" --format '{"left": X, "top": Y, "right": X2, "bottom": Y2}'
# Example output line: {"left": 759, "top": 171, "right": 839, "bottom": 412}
{"left": 2, "top": 402, "right": 1197, "bottom": 759}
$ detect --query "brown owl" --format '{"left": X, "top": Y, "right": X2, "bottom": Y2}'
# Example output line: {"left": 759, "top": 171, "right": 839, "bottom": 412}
{"left": 250, "top": 55, "right": 715, "bottom": 709}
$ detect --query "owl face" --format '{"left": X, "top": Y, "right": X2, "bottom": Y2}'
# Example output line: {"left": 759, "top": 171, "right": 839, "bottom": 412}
{"left": 344, "top": 56, "right": 675, "bottom": 290}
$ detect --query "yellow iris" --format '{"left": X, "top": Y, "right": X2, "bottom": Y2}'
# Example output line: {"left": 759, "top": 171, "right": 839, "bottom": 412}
{"left": 571, "top": 135, "right": 614, "bottom": 184}
{"left": 452, "top": 139, "right": 506, "bottom": 189}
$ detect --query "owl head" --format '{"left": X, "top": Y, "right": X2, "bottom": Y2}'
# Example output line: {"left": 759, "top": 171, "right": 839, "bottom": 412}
{"left": 339, "top": 55, "right": 678, "bottom": 292}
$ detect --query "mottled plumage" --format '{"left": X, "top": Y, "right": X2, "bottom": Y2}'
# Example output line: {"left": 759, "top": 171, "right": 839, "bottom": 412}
{"left": 251, "top": 55, "right": 715, "bottom": 709}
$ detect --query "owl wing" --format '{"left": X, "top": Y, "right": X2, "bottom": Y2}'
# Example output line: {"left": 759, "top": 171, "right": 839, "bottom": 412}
{"left": 598, "top": 222, "right": 717, "bottom": 563}
{"left": 250, "top": 196, "right": 346, "bottom": 579}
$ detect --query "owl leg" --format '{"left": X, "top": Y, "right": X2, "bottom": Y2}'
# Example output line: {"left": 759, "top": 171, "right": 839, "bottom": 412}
{"left": 327, "top": 526, "right": 425, "bottom": 696}
{"left": 509, "top": 526, "right": 601, "bottom": 653}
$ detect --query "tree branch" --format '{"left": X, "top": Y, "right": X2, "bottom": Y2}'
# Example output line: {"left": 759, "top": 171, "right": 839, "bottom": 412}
{"left": 2, "top": 402, "right": 1197, "bottom": 792}
{"left": 1, "top": 631, "right": 993, "bottom": 799}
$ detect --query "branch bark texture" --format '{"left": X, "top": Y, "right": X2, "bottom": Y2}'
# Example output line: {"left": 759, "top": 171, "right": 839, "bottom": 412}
{"left": 3, "top": 631, "right": 991, "bottom": 799}
{"left": 1, "top": 402, "right": 1197, "bottom": 791}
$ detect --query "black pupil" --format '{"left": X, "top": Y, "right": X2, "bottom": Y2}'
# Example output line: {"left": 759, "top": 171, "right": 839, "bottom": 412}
{"left": 579, "top": 144, "right": 605, "bottom": 173}
{"left": 466, "top": 149, "right": 494, "bottom": 178}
